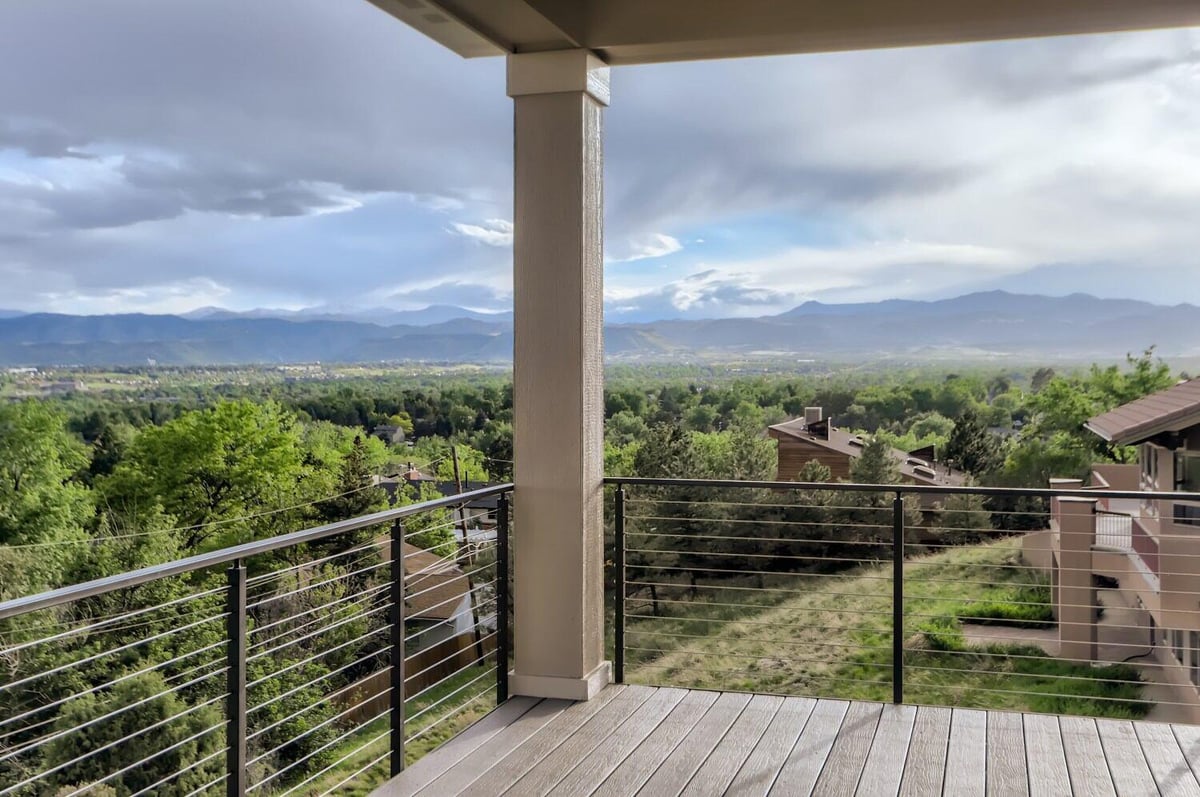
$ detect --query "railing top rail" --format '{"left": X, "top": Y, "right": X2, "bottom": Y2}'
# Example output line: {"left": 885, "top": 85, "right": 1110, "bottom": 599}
{"left": 0, "top": 483, "right": 513, "bottom": 622}
{"left": 603, "top": 475, "right": 1200, "bottom": 503}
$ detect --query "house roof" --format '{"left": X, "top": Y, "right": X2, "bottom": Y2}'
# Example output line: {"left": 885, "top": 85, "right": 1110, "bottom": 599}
{"left": 372, "top": 0, "right": 1200, "bottom": 66}
{"left": 384, "top": 541, "right": 471, "bottom": 623}
{"left": 769, "top": 417, "right": 967, "bottom": 487}
{"left": 1084, "top": 379, "right": 1200, "bottom": 446}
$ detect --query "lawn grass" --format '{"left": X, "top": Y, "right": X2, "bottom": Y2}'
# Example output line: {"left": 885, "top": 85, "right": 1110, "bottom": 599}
{"left": 625, "top": 538, "right": 1149, "bottom": 719}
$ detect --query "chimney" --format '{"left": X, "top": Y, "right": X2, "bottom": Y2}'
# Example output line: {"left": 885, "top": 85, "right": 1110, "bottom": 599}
{"left": 804, "top": 407, "right": 823, "bottom": 427}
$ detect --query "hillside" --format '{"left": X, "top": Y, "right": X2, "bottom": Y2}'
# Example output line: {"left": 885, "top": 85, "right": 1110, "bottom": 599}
{"left": 1, "top": 291, "right": 1198, "bottom": 366}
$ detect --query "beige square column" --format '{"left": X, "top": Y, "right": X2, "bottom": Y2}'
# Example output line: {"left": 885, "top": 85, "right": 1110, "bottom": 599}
{"left": 506, "top": 50, "right": 611, "bottom": 700}
{"left": 1056, "top": 497, "right": 1099, "bottom": 663}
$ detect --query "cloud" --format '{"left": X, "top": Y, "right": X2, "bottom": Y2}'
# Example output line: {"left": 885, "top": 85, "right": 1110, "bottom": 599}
{"left": 450, "top": 219, "right": 513, "bottom": 247}
{"left": 608, "top": 233, "right": 683, "bottom": 262}
{"left": 0, "top": 0, "right": 1198, "bottom": 316}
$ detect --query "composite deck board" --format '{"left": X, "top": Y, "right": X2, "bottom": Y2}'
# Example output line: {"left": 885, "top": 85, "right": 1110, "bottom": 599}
{"left": 371, "top": 686, "right": 1200, "bottom": 797}
{"left": 498, "top": 685, "right": 657, "bottom": 796}
{"left": 768, "top": 698, "right": 849, "bottom": 797}
{"left": 986, "top": 711, "right": 1028, "bottom": 797}
{"left": 679, "top": 694, "right": 784, "bottom": 796}
{"left": 1096, "top": 719, "right": 1158, "bottom": 797}
{"left": 1134, "top": 721, "right": 1200, "bottom": 797}
{"left": 451, "top": 684, "right": 626, "bottom": 797}
{"left": 636, "top": 691, "right": 753, "bottom": 796}
{"left": 590, "top": 690, "right": 720, "bottom": 797}
{"left": 897, "top": 706, "right": 950, "bottom": 797}
{"left": 943, "top": 708, "right": 987, "bottom": 797}
{"left": 547, "top": 687, "right": 688, "bottom": 796}
{"left": 723, "top": 697, "right": 817, "bottom": 797}
{"left": 374, "top": 696, "right": 542, "bottom": 797}
{"left": 410, "top": 698, "right": 573, "bottom": 796}
{"left": 1174, "top": 724, "right": 1200, "bottom": 785}
{"left": 856, "top": 704, "right": 917, "bottom": 797}
{"left": 1023, "top": 713, "right": 1072, "bottom": 797}
{"left": 1059, "top": 716, "right": 1117, "bottom": 797}
{"left": 810, "top": 700, "right": 884, "bottom": 795}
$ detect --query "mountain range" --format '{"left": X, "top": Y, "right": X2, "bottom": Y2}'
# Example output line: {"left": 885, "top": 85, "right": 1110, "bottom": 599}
{"left": 2, "top": 291, "right": 1198, "bottom": 367}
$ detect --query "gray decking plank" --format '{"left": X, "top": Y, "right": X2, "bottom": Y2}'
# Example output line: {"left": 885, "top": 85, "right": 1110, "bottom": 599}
{"left": 986, "top": 711, "right": 1029, "bottom": 797}
{"left": 1096, "top": 719, "right": 1159, "bottom": 797}
{"left": 450, "top": 684, "right": 625, "bottom": 796}
{"left": 497, "top": 684, "right": 658, "bottom": 796}
{"left": 810, "top": 700, "right": 885, "bottom": 796}
{"left": 897, "top": 706, "right": 950, "bottom": 797}
{"left": 724, "top": 697, "right": 817, "bottom": 797}
{"left": 371, "top": 696, "right": 542, "bottom": 797}
{"left": 1174, "top": 724, "right": 1200, "bottom": 786}
{"left": 855, "top": 704, "right": 917, "bottom": 797}
{"left": 768, "top": 699, "right": 850, "bottom": 797}
{"left": 1059, "top": 716, "right": 1116, "bottom": 797}
{"left": 547, "top": 687, "right": 688, "bottom": 796}
{"left": 1023, "top": 713, "right": 1071, "bottom": 797}
{"left": 409, "top": 698, "right": 573, "bottom": 797}
{"left": 1135, "top": 721, "right": 1200, "bottom": 797}
{"left": 636, "top": 691, "right": 754, "bottom": 796}
{"left": 943, "top": 708, "right": 986, "bottom": 797}
{"left": 678, "top": 693, "right": 785, "bottom": 796}
{"left": 590, "top": 690, "right": 721, "bottom": 797}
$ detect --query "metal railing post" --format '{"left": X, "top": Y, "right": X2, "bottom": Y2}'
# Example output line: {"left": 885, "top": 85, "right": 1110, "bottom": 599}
{"left": 614, "top": 485, "right": 626, "bottom": 684}
{"left": 390, "top": 520, "right": 406, "bottom": 777}
{"left": 496, "top": 491, "right": 510, "bottom": 703}
{"left": 226, "top": 561, "right": 247, "bottom": 797}
{"left": 892, "top": 493, "right": 905, "bottom": 705}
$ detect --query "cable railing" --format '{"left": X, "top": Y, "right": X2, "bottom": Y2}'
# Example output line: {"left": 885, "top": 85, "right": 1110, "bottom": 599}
{"left": 607, "top": 476, "right": 1200, "bottom": 725}
{"left": 0, "top": 484, "right": 512, "bottom": 797}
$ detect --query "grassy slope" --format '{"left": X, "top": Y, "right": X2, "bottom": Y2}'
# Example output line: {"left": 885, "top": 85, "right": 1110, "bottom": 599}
{"left": 625, "top": 539, "right": 1148, "bottom": 719}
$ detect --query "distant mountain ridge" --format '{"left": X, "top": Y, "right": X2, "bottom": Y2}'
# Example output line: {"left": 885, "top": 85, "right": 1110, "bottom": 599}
{"left": 1, "top": 291, "right": 1198, "bottom": 366}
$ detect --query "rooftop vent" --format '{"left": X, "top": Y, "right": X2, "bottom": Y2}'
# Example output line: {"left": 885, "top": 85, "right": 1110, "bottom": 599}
{"left": 804, "top": 407, "right": 823, "bottom": 426}
{"left": 913, "top": 465, "right": 937, "bottom": 478}
{"left": 848, "top": 437, "right": 865, "bottom": 448}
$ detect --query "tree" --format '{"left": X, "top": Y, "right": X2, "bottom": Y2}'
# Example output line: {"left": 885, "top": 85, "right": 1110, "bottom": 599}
{"left": 99, "top": 400, "right": 311, "bottom": 550}
{"left": 0, "top": 401, "right": 92, "bottom": 598}
{"left": 943, "top": 407, "right": 1004, "bottom": 478}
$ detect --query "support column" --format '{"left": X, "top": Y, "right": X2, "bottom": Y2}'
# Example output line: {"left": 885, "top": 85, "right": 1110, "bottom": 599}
{"left": 1057, "top": 497, "right": 1099, "bottom": 663}
{"left": 507, "top": 50, "right": 610, "bottom": 701}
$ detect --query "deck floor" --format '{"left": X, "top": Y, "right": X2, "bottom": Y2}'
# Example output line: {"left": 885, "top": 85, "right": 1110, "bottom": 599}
{"left": 373, "top": 685, "right": 1200, "bottom": 796}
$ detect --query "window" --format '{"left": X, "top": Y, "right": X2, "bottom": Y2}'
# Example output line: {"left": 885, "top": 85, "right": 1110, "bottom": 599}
{"left": 1173, "top": 452, "right": 1200, "bottom": 527}
{"left": 1143, "top": 444, "right": 1159, "bottom": 489}
{"left": 1192, "top": 631, "right": 1200, "bottom": 687}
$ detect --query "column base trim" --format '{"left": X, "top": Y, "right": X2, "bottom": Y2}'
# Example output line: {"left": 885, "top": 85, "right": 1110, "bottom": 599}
{"left": 509, "top": 661, "right": 611, "bottom": 701}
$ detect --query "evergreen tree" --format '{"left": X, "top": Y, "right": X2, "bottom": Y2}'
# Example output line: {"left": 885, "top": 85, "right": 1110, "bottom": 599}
{"left": 944, "top": 407, "right": 1004, "bottom": 478}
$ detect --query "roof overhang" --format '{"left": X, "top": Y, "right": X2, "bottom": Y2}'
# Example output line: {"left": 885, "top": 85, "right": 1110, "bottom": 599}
{"left": 370, "top": 0, "right": 1200, "bottom": 65}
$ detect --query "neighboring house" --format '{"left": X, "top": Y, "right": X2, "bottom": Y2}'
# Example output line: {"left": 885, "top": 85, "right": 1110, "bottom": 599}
{"left": 1028, "top": 378, "right": 1200, "bottom": 718}
{"left": 394, "top": 541, "right": 477, "bottom": 651}
{"left": 767, "top": 407, "right": 967, "bottom": 488}
{"left": 371, "top": 424, "right": 407, "bottom": 445}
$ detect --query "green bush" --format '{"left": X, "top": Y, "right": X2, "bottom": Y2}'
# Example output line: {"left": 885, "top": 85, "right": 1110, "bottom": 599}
{"left": 954, "top": 584, "right": 1054, "bottom": 627}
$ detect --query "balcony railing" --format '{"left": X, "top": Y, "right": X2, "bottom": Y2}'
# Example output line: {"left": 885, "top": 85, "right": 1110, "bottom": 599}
{"left": 0, "top": 484, "right": 512, "bottom": 796}
{"left": 6, "top": 477, "right": 1200, "bottom": 795}
{"left": 607, "top": 477, "right": 1200, "bottom": 724}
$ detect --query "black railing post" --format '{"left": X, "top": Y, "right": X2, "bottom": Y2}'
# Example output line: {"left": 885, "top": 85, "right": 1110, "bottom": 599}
{"left": 614, "top": 485, "right": 626, "bottom": 684}
{"left": 390, "top": 520, "right": 406, "bottom": 777}
{"left": 496, "top": 491, "right": 510, "bottom": 704}
{"left": 892, "top": 492, "right": 905, "bottom": 705}
{"left": 226, "top": 561, "right": 247, "bottom": 797}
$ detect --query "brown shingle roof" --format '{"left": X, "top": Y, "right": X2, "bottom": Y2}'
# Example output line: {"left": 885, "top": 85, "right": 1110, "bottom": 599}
{"left": 1084, "top": 379, "right": 1200, "bottom": 445}
{"left": 768, "top": 418, "right": 967, "bottom": 486}
{"left": 379, "top": 541, "right": 470, "bottom": 622}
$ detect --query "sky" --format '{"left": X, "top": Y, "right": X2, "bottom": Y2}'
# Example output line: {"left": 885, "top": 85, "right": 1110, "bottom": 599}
{"left": 0, "top": 2, "right": 1198, "bottom": 322}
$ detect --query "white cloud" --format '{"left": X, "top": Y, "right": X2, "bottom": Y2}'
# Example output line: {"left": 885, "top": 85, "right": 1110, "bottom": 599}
{"left": 37, "top": 277, "right": 232, "bottom": 315}
{"left": 608, "top": 233, "right": 684, "bottom": 263}
{"left": 450, "top": 218, "right": 513, "bottom": 247}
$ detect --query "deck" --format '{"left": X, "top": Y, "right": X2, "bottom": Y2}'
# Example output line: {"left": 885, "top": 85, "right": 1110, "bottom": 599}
{"left": 373, "top": 685, "right": 1200, "bottom": 796}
